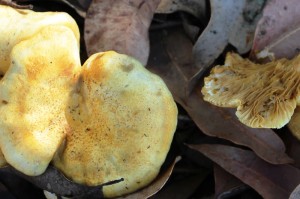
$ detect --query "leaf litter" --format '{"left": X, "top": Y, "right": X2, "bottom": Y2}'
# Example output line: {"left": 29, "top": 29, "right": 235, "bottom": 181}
{"left": 251, "top": 0, "right": 300, "bottom": 60}
{"left": 2, "top": 0, "right": 300, "bottom": 198}
{"left": 189, "top": 144, "right": 300, "bottom": 199}
{"left": 84, "top": 0, "right": 160, "bottom": 65}
{"left": 192, "top": 0, "right": 264, "bottom": 78}
{"left": 148, "top": 26, "right": 292, "bottom": 164}
{"left": 214, "top": 164, "right": 248, "bottom": 199}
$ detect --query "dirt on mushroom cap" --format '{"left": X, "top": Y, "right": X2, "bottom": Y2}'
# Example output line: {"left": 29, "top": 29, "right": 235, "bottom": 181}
{"left": 202, "top": 52, "right": 300, "bottom": 128}
{"left": 53, "top": 51, "right": 178, "bottom": 198}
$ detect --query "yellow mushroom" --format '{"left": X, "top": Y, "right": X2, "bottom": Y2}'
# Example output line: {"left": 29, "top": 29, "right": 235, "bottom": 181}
{"left": 0, "top": 6, "right": 178, "bottom": 198}
{"left": 53, "top": 51, "right": 178, "bottom": 198}
{"left": 202, "top": 52, "right": 300, "bottom": 128}
{"left": 0, "top": 5, "right": 80, "bottom": 75}
{"left": 0, "top": 25, "right": 81, "bottom": 176}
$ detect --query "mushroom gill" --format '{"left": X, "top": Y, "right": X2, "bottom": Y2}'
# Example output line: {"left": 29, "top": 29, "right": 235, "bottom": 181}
{"left": 202, "top": 52, "right": 300, "bottom": 128}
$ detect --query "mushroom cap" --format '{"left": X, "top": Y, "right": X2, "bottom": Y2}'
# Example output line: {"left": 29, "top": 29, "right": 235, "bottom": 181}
{"left": 0, "top": 25, "right": 81, "bottom": 176}
{"left": 0, "top": 5, "right": 80, "bottom": 74}
{"left": 202, "top": 52, "right": 300, "bottom": 128}
{"left": 53, "top": 51, "right": 178, "bottom": 198}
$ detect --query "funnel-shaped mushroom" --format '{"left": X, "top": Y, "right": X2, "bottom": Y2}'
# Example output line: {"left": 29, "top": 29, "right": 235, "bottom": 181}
{"left": 0, "top": 5, "right": 80, "bottom": 74}
{"left": 0, "top": 25, "right": 81, "bottom": 176}
{"left": 53, "top": 51, "right": 178, "bottom": 198}
{"left": 202, "top": 52, "right": 300, "bottom": 128}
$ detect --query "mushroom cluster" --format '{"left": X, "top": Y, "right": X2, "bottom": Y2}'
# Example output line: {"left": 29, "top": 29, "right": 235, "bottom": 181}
{"left": 202, "top": 52, "right": 300, "bottom": 129}
{"left": 0, "top": 5, "right": 178, "bottom": 198}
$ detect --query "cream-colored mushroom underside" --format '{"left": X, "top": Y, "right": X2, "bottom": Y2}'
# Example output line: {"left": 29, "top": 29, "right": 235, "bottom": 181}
{"left": 202, "top": 53, "right": 300, "bottom": 128}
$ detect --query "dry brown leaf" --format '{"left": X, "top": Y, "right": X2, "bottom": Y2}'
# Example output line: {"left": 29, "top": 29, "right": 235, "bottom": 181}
{"left": 251, "top": 0, "right": 300, "bottom": 60}
{"left": 186, "top": 91, "right": 292, "bottom": 164}
{"left": 84, "top": 0, "right": 160, "bottom": 65}
{"left": 189, "top": 144, "right": 300, "bottom": 199}
{"left": 192, "top": 0, "right": 264, "bottom": 76}
{"left": 117, "top": 157, "right": 180, "bottom": 199}
{"left": 148, "top": 27, "right": 292, "bottom": 164}
{"left": 214, "top": 164, "right": 247, "bottom": 199}
{"left": 261, "top": 28, "right": 300, "bottom": 59}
